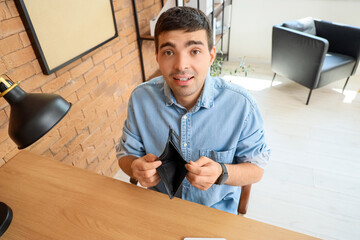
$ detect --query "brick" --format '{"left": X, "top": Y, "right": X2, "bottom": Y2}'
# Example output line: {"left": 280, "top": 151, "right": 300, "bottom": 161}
{"left": 92, "top": 47, "right": 113, "bottom": 65}
{"left": 104, "top": 51, "right": 122, "bottom": 68}
{"left": 91, "top": 80, "right": 107, "bottom": 99}
{"left": 28, "top": 127, "right": 61, "bottom": 155}
{"left": 55, "top": 58, "right": 82, "bottom": 76}
{"left": 86, "top": 158, "right": 99, "bottom": 173}
{"left": 31, "top": 60, "right": 42, "bottom": 74}
{"left": 50, "top": 127, "right": 76, "bottom": 154}
{"left": 0, "top": 58, "right": 7, "bottom": 73}
{"left": 6, "top": 1, "right": 19, "bottom": 17}
{"left": 3, "top": 45, "right": 36, "bottom": 69}
{"left": 143, "top": 0, "right": 155, "bottom": 9}
{"left": 0, "top": 121, "right": 8, "bottom": 142}
{"left": 0, "top": 34, "right": 22, "bottom": 55}
{"left": 115, "top": 8, "right": 132, "bottom": 25}
{"left": 70, "top": 145, "right": 88, "bottom": 169}
{"left": 112, "top": 37, "right": 128, "bottom": 53}
{"left": 0, "top": 139, "right": 16, "bottom": 159}
{"left": 20, "top": 73, "right": 56, "bottom": 93}
{"left": 126, "top": 32, "right": 137, "bottom": 44}
{"left": 42, "top": 149, "right": 53, "bottom": 158}
{"left": 112, "top": 0, "right": 122, "bottom": 11}
{"left": 7, "top": 63, "right": 36, "bottom": 82}
{"left": 0, "top": 2, "right": 11, "bottom": 21}
{"left": 54, "top": 147, "right": 68, "bottom": 162}
{"left": 3, "top": 146, "right": 18, "bottom": 162}
{"left": 0, "top": 17, "right": 25, "bottom": 38}
{"left": 19, "top": 32, "right": 31, "bottom": 47}
{"left": 69, "top": 58, "right": 94, "bottom": 79}
{"left": 66, "top": 128, "right": 89, "bottom": 154}
{"left": 83, "top": 63, "right": 105, "bottom": 83}
{"left": 57, "top": 75, "right": 86, "bottom": 99}
{"left": 0, "top": 158, "right": 5, "bottom": 168}
{"left": 76, "top": 77, "right": 98, "bottom": 99}
{"left": 97, "top": 65, "right": 116, "bottom": 84}
{"left": 41, "top": 72, "right": 71, "bottom": 93}
{"left": 69, "top": 93, "right": 91, "bottom": 116}
{"left": 0, "top": 109, "right": 8, "bottom": 126}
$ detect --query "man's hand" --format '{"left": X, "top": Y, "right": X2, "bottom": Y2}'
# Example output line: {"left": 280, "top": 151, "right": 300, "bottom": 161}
{"left": 131, "top": 153, "right": 162, "bottom": 188}
{"left": 185, "top": 157, "right": 223, "bottom": 191}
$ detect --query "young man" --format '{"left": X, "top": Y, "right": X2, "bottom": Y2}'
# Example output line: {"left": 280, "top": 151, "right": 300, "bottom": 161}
{"left": 116, "top": 7, "right": 270, "bottom": 214}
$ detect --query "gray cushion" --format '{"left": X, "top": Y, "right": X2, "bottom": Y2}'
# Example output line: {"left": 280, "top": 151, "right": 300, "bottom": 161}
{"left": 283, "top": 17, "right": 316, "bottom": 35}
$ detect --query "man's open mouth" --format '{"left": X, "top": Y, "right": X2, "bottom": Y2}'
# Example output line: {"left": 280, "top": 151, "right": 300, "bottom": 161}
{"left": 173, "top": 76, "right": 194, "bottom": 81}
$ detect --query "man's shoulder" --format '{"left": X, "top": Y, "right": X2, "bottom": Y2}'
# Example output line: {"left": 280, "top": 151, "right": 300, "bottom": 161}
{"left": 212, "top": 77, "right": 257, "bottom": 107}
{"left": 132, "top": 76, "right": 164, "bottom": 96}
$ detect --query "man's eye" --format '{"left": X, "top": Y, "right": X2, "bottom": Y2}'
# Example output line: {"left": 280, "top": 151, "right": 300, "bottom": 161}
{"left": 163, "top": 50, "right": 173, "bottom": 56}
{"left": 192, "top": 49, "right": 200, "bottom": 55}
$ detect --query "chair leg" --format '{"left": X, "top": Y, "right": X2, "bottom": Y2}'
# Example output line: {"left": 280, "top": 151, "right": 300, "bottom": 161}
{"left": 306, "top": 89, "right": 313, "bottom": 105}
{"left": 342, "top": 77, "right": 351, "bottom": 93}
{"left": 238, "top": 184, "right": 252, "bottom": 215}
{"left": 271, "top": 73, "right": 276, "bottom": 86}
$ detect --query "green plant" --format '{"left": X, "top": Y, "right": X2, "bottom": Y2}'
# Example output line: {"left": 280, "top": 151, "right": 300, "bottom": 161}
{"left": 210, "top": 55, "right": 224, "bottom": 77}
{"left": 210, "top": 54, "right": 252, "bottom": 77}
{"left": 231, "top": 57, "right": 252, "bottom": 77}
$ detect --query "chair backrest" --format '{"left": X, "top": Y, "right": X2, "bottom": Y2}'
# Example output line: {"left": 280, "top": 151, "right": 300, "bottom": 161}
{"left": 129, "top": 177, "right": 252, "bottom": 215}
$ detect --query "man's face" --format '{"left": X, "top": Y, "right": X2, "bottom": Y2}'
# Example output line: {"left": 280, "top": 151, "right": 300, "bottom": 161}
{"left": 156, "top": 30, "right": 216, "bottom": 108}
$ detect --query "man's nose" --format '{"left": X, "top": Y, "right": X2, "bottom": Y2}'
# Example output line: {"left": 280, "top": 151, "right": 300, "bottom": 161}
{"left": 174, "top": 53, "right": 189, "bottom": 71}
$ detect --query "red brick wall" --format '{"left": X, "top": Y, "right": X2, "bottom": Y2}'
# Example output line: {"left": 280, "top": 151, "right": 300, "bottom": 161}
{"left": 0, "top": 0, "right": 162, "bottom": 177}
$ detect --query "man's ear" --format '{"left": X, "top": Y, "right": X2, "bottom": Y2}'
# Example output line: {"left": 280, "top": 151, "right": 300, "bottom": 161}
{"left": 209, "top": 46, "right": 216, "bottom": 65}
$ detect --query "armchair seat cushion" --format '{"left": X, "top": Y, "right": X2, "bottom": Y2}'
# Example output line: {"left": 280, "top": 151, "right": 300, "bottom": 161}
{"left": 322, "top": 52, "right": 355, "bottom": 72}
{"left": 318, "top": 52, "right": 356, "bottom": 88}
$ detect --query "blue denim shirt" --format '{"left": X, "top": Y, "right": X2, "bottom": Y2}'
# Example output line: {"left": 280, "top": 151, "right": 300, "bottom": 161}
{"left": 116, "top": 75, "right": 270, "bottom": 214}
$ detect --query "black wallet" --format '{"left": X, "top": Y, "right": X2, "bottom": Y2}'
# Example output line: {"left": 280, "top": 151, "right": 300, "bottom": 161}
{"left": 156, "top": 129, "right": 188, "bottom": 199}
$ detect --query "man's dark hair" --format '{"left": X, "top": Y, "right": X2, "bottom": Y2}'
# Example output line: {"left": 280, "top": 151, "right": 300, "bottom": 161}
{"left": 154, "top": 6, "right": 213, "bottom": 53}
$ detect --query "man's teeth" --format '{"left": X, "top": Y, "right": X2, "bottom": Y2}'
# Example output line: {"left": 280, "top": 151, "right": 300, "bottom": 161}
{"left": 176, "top": 77, "right": 192, "bottom": 81}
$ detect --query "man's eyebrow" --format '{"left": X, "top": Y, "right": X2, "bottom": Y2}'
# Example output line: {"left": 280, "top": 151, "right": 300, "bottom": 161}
{"left": 185, "top": 40, "right": 204, "bottom": 47}
{"left": 159, "top": 42, "right": 175, "bottom": 49}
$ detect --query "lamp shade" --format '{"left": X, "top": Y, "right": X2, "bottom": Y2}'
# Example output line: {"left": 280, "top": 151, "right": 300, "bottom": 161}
{"left": 0, "top": 76, "right": 71, "bottom": 149}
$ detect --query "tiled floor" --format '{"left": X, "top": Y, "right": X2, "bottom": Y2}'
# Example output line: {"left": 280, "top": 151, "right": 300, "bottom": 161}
{"left": 114, "top": 62, "right": 360, "bottom": 240}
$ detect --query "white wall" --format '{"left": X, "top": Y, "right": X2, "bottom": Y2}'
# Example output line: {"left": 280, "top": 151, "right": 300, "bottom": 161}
{"left": 229, "top": 0, "right": 360, "bottom": 63}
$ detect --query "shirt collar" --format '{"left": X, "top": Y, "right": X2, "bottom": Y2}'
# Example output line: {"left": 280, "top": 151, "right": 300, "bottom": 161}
{"left": 163, "top": 74, "right": 215, "bottom": 110}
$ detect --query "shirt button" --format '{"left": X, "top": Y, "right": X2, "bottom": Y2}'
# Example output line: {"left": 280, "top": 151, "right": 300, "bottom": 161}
{"left": 183, "top": 115, "right": 187, "bottom": 120}
{"left": 183, "top": 143, "right": 188, "bottom": 147}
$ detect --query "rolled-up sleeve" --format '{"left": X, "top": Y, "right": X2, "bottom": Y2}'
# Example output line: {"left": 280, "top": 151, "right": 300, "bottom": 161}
{"left": 234, "top": 102, "right": 270, "bottom": 169}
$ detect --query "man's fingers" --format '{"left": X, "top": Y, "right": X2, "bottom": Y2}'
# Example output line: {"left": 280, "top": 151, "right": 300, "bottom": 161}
{"left": 135, "top": 159, "right": 162, "bottom": 171}
{"left": 143, "top": 153, "right": 158, "bottom": 162}
{"left": 185, "top": 162, "right": 212, "bottom": 176}
{"left": 193, "top": 157, "right": 212, "bottom": 166}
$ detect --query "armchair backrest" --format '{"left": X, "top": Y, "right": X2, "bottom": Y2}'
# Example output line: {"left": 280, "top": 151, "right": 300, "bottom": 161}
{"left": 315, "top": 20, "right": 360, "bottom": 75}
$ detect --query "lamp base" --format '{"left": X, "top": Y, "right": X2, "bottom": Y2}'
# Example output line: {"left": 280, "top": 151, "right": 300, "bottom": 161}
{"left": 0, "top": 202, "right": 12, "bottom": 237}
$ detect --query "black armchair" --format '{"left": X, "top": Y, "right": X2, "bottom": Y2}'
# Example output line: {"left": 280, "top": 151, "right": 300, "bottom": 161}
{"left": 271, "top": 17, "right": 360, "bottom": 104}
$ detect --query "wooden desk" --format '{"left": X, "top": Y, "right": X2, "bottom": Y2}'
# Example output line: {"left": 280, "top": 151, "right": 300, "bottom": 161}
{"left": 0, "top": 152, "right": 319, "bottom": 240}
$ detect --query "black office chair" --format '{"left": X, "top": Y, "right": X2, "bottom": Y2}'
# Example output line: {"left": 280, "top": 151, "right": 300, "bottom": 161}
{"left": 130, "top": 177, "right": 252, "bottom": 215}
{"left": 271, "top": 17, "right": 360, "bottom": 105}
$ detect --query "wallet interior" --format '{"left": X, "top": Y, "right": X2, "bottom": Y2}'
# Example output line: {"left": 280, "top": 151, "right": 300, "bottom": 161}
{"left": 156, "top": 131, "right": 188, "bottom": 199}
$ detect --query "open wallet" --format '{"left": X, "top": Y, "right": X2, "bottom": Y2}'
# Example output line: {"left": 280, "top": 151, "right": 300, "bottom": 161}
{"left": 156, "top": 128, "right": 188, "bottom": 199}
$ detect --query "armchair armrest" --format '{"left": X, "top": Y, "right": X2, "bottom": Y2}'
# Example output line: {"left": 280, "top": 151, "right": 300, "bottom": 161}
{"left": 272, "top": 25, "right": 329, "bottom": 89}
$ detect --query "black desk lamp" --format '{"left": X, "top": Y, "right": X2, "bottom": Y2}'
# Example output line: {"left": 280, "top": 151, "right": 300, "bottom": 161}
{"left": 0, "top": 74, "right": 71, "bottom": 237}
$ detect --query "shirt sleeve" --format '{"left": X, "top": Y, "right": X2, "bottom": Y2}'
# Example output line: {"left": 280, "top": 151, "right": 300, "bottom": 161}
{"left": 234, "top": 102, "right": 270, "bottom": 169}
{"left": 115, "top": 95, "right": 145, "bottom": 160}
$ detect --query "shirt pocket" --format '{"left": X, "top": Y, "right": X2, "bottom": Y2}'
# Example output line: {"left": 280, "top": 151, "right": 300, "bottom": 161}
{"left": 199, "top": 147, "right": 236, "bottom": 164}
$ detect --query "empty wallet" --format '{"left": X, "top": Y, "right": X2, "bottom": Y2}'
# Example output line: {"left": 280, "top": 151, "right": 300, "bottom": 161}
{"left": 156, "top": 129, "right": 188, "bottom": 199}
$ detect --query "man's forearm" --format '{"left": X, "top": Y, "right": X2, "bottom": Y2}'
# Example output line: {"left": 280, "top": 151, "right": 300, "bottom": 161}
{"left": 118, "top": 155, "right": 138, "bottom": 178}
{"left": 225, "top": 162, "right": 264, "bottom": 186}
